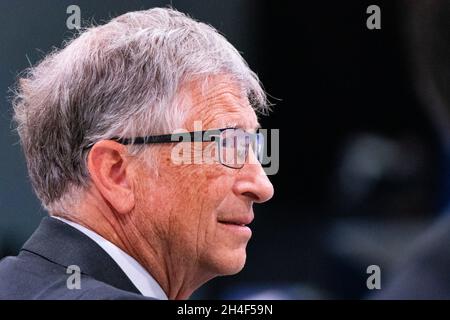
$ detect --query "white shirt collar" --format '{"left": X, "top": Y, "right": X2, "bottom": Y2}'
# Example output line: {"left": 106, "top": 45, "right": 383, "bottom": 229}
{"left": 52, "top": 216, "right": 168, "bottom": 300}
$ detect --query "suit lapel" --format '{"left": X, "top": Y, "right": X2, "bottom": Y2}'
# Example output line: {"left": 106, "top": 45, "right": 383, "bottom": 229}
{"left": 21, "top": 216, "right": 141, "bottom": 295}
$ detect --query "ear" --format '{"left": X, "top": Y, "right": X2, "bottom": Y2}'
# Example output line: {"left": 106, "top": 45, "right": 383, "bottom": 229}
{"left": 87, "top": 140, "right": 135, "bottom": 214}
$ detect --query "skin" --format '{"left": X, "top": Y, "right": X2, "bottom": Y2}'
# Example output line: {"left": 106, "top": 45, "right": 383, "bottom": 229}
{"left": 61, "top": 75, "right": 274, "bottom": 299}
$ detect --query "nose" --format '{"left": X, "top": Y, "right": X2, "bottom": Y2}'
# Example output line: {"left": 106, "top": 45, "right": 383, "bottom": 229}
{"left": 233, "top": 156, "right": 274, "bottom": 203}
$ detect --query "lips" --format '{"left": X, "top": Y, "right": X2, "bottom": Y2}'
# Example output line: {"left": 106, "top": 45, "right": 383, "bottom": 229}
{"left": 217, "top": 214, "right": 254, "bottom": 226}
{"left": 217, "top": 214, "right": 253, "bottom": 238}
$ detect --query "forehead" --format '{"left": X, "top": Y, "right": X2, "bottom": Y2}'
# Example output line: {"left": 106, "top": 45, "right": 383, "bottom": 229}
{"left": 181, "top": 75, "right": 259, "bottom": 131}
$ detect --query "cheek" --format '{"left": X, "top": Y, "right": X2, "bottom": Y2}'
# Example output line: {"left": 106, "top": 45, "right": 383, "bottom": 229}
{"left": 188, "top": 175, "right": 248, "bottom": 265}
{"left": 148, "top": 148, "right": 242, "bottom": 261}
{"left": 166, "top": 162, "right": 235, "bottom": 248}
{"left": 132, "top": 173, "right": 172, "bottom": 239}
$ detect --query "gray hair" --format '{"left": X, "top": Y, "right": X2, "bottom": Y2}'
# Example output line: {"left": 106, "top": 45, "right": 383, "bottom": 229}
{"left": 12, "top": 8, "right": 268, "bottom": 213}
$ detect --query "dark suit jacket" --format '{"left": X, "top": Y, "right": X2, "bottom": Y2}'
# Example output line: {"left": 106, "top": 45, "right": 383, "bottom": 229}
{"left": 0, "top": 217, "right": 152, "bottom": 299}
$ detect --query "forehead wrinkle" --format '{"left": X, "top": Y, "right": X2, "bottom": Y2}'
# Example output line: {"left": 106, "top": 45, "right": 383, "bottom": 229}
{"left": 194, "top": 91, "right": 258, "bottom": 130}
{"left": 192, "top": 87, "right": 247, "bottom": 110}
{"left": 199, "top": 97, "right": 257, "bottom": 131}
{"left": 186, "top": 75, "right": 248, "bottom": 108}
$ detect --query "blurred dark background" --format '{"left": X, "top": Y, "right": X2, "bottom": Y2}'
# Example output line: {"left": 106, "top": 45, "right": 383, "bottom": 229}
{"left": 0, "top": 0, "right": 449, "bottom": 299}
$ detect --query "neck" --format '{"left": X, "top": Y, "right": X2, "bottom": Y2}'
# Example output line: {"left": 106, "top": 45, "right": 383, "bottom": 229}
{"left": 55, "top": 200, "right": 213, "bottom": 300}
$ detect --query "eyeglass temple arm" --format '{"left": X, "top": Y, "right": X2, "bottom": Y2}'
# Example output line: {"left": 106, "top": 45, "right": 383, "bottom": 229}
{"left": 111, "top": 129, "right": 227, "bottom": 145}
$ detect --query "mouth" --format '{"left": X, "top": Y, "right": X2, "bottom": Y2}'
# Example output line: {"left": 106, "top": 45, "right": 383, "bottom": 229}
{"left": 218, "top": 221, "right": 247, "bottom": 227}
{"left": 217, "top": 215, "right": 254, "bottom": 238}
{"left": 217, "top": 215, "right": 254, "bottom": 227}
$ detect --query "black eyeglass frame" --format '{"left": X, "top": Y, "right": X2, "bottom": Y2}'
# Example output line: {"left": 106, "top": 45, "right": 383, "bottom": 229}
{"left": 108, "top": 127, "right": 264, "bottom": 169}
{"left": 111, "top": 128, "right": 230, "bottom": 145}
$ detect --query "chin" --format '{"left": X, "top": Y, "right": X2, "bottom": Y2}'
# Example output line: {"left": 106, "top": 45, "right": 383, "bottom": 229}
{"left": 225, "top": 261, "right": 246, "bottom": 275}
{"left": 208, "top": 247, "right": 248, "bottom": 276}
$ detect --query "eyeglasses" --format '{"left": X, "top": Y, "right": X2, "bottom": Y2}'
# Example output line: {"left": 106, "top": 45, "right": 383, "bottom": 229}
{"left": 111, "top": 127, "right": 264, "bottom": 169}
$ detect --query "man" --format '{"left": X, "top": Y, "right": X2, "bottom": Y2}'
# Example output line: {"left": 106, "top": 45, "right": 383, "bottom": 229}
{"left": 0, "top": 8, "right": 274, "bottom": 299}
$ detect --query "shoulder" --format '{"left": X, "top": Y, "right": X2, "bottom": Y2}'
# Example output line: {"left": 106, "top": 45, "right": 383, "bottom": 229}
{"left": 75, "top": 284, "right": 155, "bottom": 300}
{"left": 0, "top": 250, "right": 151, "bottom": 300}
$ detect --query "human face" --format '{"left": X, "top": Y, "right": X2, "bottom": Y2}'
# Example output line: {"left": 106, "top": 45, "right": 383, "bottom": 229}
{"left": 134, "top": 75, "right": 274, "bottom": 278}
